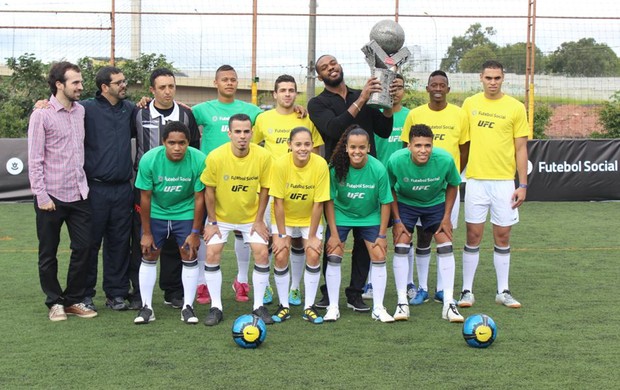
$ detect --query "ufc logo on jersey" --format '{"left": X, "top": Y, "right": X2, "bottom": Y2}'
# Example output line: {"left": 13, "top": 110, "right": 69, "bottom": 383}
{"left": 347, "top": 192, "right": 365, "bottom": 199}
{"left": 163, "top": 186, "right": 183, "bottom": 192}
{"left": 411, "top": 185, "right": 431, "bottom": 191}
{"left": 477, "top": 120, "right": 495, "bottom": 128}
{"left": 434, "top": 134, "right": 445, "bottom": 140}
{"left": 231, "top": 185, "right": 249, "bottom": 192}
{"left": 290, "top": 193, "right": 308, "bottom": 200}
{"left": 276, "top": 137, "right": 288, "bottom": 144}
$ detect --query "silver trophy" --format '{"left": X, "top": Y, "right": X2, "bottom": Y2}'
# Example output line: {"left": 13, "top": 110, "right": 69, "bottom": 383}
{"left": 361, "top": 20, "right": 410, "bottom": 109}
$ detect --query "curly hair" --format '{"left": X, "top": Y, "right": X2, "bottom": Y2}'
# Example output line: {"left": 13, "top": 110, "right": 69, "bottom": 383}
{"left": 329, "top": 125, "right": 370, "bottom": 184}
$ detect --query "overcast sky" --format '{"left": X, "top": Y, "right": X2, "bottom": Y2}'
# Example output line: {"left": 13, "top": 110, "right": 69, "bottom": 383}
{"left": 1, "top": 0, "right": 618, "bottom": 79}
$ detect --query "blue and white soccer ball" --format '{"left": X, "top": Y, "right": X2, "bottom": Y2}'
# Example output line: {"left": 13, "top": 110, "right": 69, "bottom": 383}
{"left": 462, "top": 314, "right": 497, "bottom": 348}
{"left": 232, "top": 314, "right": 267, "bottom": 349}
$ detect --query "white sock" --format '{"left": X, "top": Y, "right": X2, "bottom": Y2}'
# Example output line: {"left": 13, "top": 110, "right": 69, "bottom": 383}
{"left": 289, "top": 246, "right": 305, "bottom": 290}
{"left": 437, "top": 242, "right": 455, "bottom": 307}
{"left": 494, "top": 246, "right": 511, "bottom": 293}
{"left": 367, "top": 262, "right": 372, "bottom": 284}
{"left": 304, "top": 264, "right": 321, "bottom": 309}
{"left": 139, "top": 259, "right": 157, "bottom": 309}
{"left": 371, "top": 261, "right": 387, "bottom": 309}
{"left": 407, "top": 245, "right": 415, "bottom": 285}
{"left": 235, "top": 235, "right": 250, "bottom": 283}
{"left": 196, "top": 240, "right": 207, "bottom": 285}
{"left": 415, "top": 246, "right": 431, "bottom": 291}
{"left": 462, "top": 245, "right": 480, "bottom": 292}
{"left": 393, "top": 245, "right": 409, "bottom": 304}
{"left": 274, "top": 266, "right": 290, "bottom": 307}
{"left": 325, "top": 255, "right": 342, "bottom": 308}
{"left": 182, "top": 260, "right": 199, "bottom": 307}
{"left": 204, "top": 265, "right": 222, "bottom": 310}
{"left": 252, "top": 264, "right": 270, "bottom": 310}
{"left": 436, "top": 254, "right": 443, "bottom": 292}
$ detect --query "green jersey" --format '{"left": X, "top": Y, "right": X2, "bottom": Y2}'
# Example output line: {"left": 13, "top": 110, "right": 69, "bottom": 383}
{"left": 135, "top": 146, "right": 207, "bottom": 220}
{"left": 386, "top": 147, "right": 461, "bottom": 208}
{"left": 374, "top": 106, "right": 409, "bottom": 166}
{"left": 192, "top": 99, "right": 263, "bottom": 156}
{"left": 330, "top": 155, "right": 393, "bottom": 226}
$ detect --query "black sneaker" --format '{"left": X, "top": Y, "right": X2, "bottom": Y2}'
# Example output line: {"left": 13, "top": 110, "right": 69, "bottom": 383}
{"left": 164, "top": 297, "right": 184, "bottom": 309}
{"left": 83, "top": 296, "right": 97, "bottom": 312}
{"left": 134, "top": 305, "right": 155, "bottom": 324}
{"left": 346, "top": 295, "right": 370, "bottom": 312}
{"left": 106, "top": 297, "right": 128, "bottom": 311}
{"left": 181, "top": 305, "right": 199, "bottom": 324}
{"left": 128, "top": 295, "right": 142, "bottom": 310}
{"left": 204, "top": 307, "right": 223, "bottom": 326}
{"left": 252, "top": 305, "right": 275, "bottom": 325}
{"left": 315, "top": 295, "right": 330, "bottom": 309}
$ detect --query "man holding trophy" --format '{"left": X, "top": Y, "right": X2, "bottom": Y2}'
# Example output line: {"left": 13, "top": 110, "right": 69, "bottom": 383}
{"left": 308, "top": 19, "right": 409, "bottom": 312}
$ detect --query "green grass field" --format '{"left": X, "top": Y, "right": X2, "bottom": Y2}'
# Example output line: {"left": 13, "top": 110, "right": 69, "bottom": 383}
{"left": 1, "top": 201, "right": 618, "bottom": 389}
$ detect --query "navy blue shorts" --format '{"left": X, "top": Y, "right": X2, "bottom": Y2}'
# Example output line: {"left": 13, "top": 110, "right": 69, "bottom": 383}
{"left": 326, "top": 225, "right": 380, "bottom": 244}
{"left": 146, "top": 219, "right": 193, "bottom": 250}
{"left": 398, "top": 202, "right": 445, "bottom": 233}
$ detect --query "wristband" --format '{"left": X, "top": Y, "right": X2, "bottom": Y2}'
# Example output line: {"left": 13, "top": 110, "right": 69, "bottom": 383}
{"left": 206, "top": 221, "right": 217, "bottom": 226}
{"left": 518, "top": 184, "right": 528, "bottom": 189}
{"left": 191, "top": 228, "right": 200, "bottom": 234}
{"left": 377, "top": 234, "right": 387, "bottom": 239}
{"left": 278, "top": 233, "right": 288, "bottom": 238}
{"left": 352, "top": 102, "right": 361, "bottom": 112}
{"left": 392, "top": 218, "right": 401, "bottom": 224}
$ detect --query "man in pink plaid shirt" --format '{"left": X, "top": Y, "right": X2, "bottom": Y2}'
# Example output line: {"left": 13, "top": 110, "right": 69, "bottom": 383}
{"left": 28, "top": 61, "right": 98, "bottom": 322}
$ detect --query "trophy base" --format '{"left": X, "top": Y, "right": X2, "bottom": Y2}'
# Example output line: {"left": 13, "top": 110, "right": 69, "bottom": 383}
{"left": 367, "top": 67, "right": 395, "bottom": 110}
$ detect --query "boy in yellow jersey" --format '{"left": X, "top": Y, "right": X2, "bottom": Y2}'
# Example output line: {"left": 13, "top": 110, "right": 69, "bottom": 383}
{"left": 253, "top": 74, "right": 324, "bottom": 307}
{"left": 200, "top": 113, "right": 273, "bottom": 326}
{"left": 457, "top": 60, "right": 528, "bottom": 309}
{"left": 401, "top": 70, "right": 469, "bottom": 305}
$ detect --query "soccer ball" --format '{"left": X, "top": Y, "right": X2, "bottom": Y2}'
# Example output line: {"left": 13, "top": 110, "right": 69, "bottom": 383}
{"left": 462, "top": 314, "right": 497, "bottom": 348}
{"left": 232, "top": 314, "right": 267, "bottom": 349}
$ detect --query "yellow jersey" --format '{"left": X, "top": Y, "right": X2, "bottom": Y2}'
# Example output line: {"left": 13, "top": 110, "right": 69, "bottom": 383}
{"left": 252, "top": 110, "right": 324, "bottom": 158}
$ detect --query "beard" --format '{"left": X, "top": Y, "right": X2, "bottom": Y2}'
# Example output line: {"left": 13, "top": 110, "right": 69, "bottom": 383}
{"left": 322, "top": 69, "right": 344, "bottom": 87}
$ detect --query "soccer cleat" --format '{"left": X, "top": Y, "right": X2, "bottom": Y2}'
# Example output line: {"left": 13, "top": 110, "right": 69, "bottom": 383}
{"left": 48, "top": 304, "right": 67, "bottom": 322}
{"left": 314, "top": 295, "right": 330, "bottom": 309}
{"left": 346, "top": 295, "right": 370, "bottom": 312}
{"left": 457, "top": 290, "right": 475, "bottom": 308}
{"left": 409, "top": 288, "right": 429, "bottom": 305}
{"left": 252, "top": 305, "right": 275, "bottom": 325}
{"left": 303, "top": 305, "right": 324, "bottom": 324}
{"left": 83, "top": 296, "right": 97, "bottom": 312}
{"left": 65, "top": 303, "right": 98, "bottom": 318}
{"left": 204, "top": 307, "right": 223, "bottom": 326}
{"left": 443, "top": 303, "right": 464, "bottom": 323}
{"left": 393, "top": 303, "right": 410, "bottom": 321}
{"left": 128, "top": 295, "right": 142, "bottom": 310}
{"left": 495, "top": 290, "right": 522, "bottom": 308}
{"left": 134, "top": 306, "right": 155, "bottom": 324}
{"left": 263, "top": 285, "right": 274, "bottom": 305}
{"left": 232, "top": 279, "right": 250, "bottom": 302}
{"left": 407, "top": 283, "right": 417, "bottom": 300}
{"left": 361, "top": 283, "right": 373, "bottom": 299}
{"left": 271, "top": 304, "right": 291, "bottom": 323}
{"left": 105, "top": 297, "right": 128, "bottom": 311}
{"left": 288, "top": 288, "right": 302, "bottom": 306}
{"left": 181, "top": 305, "right": 199, "bottom": 324}
{"left": 323, "top": 306, "right": 341, "bottom": 322}
{"left": 372, "top": 306, "right": 395, "bottom": 323}
{"left": 196, "top": 284, "right": 211, "bottom": 305}
{"left": 164, "top": 297, "right": 184, "bottom": 309}
{"left": 433, "top": 290, "right": 444, "bottom": 303}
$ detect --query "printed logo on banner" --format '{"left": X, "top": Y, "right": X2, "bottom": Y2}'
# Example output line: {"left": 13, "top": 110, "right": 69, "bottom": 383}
{"left": 6, "top": 157, "right": 24, "bottom": 175}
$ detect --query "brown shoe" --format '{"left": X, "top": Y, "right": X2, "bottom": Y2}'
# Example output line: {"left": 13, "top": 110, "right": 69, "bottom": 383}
{"left": 49, "top": 304, "right": 67, "bottom": 321}
{"left": 65, "top": 302, "right": 98, "bottom": 318}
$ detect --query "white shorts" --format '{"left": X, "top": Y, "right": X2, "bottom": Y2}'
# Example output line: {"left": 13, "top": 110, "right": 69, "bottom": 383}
{"left": 464, "top": 179, "right": 519, "bottom": 227}
{"left": 416, "top": 187, "right": 460, "bottom": 229}
{"left": 206, "top": 222, "right": 268, "bottom": 246}
{"left": 271, "top": 224, "right": 324, "bottom": 240}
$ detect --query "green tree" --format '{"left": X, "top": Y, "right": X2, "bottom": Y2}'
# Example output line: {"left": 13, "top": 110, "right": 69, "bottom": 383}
{"left": 498, "top": 42, "right": 546, "bottom": 75}
{"left": 594, "top": 91, "right": 620, "bottom": 138}
{"left": 546, "top": 38, "right": 620, "bottom": 77}
{"left": 0, "top": 54, "right": 49, "bottom": 138}
{"left": 441, "top": 23, "right": 498, "bottom": 72}
{"left": 119, "top": 53, "right": 176, "bottom": 101}
{"left": 459, "top": 45, "right": 498, "bottom": 73}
